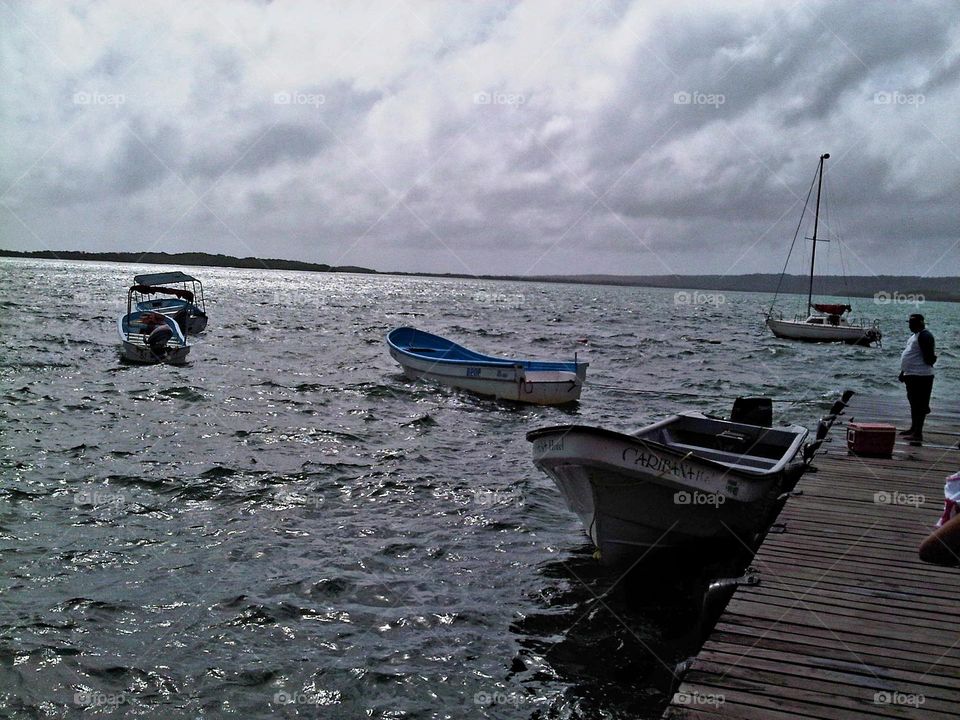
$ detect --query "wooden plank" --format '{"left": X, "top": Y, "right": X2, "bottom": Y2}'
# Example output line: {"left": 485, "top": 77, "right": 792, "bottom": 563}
{"left": 686, "top": 659, "right": 957, "bottom": 713}
{"left": 756, "top": 544, "right": 942, "bottom": 575}
{"left": 697, "top": 644, "right": 960, "bottom": 693}
{"left": 738, "top": 584, "right": 957, "bottom": 626}
{"left": 679, "top": 674, "right": 939, "bottom": 719}
{"left": 712, "top": 616, "right": 960, "bottom": 670}
{"left": 708, "top": 625, "right": 960, "bottom": 673}
{"left": 768, "top": 517, "right": 934, "bottom": 542}
{"left": 664, "top": 697, "right": 826, "bottom": 720}
{"left": 751, "top": 552, "right": 957, "bottom": 592}
{"left": 751, "top": 545, "right": 958, "bottom": 586}
{"left": 749, "top": 564, "right": 960, "bottom": 603}
{"left": 720, "top": 598, "right": 959, "bottom": 648}
{"left": 756, "top": 574, "right": 960, "bottom": 609}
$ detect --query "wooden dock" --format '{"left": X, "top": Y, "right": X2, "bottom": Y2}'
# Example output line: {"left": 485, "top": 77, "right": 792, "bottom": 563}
{"left": 664, "top": 393, "right": 960, "bottom": 719}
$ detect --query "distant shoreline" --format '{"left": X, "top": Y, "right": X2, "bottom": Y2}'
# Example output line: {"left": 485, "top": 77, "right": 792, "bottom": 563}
{"left": 2, "top": 249, "right": 958, "bottom": 302}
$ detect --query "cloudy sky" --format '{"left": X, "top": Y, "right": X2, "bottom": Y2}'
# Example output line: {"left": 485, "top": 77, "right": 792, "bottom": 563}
{"left": 2, "top": 1, "right": 958, "bottom": 277}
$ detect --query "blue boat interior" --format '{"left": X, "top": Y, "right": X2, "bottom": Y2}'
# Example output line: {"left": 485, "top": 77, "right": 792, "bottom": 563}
{"left": 136, "top": 297, "right": 205, "bottom": 315}
{"left": 121, "top": 312, "right": 187, "bottom": 345}
{"left": 388, "top": 327, "right": 583, "bottom": 372}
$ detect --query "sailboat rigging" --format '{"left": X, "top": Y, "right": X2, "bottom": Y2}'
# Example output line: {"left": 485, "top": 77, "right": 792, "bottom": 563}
{"left": 765, "top": 153, "right": 882, "bottom": 346}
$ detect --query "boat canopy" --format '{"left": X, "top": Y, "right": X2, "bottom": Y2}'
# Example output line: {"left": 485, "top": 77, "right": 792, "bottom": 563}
{"left": 134, "top": 271, "right": 200, "bottom": 285}
{"left": 812, "top": 303, "right": 852, "bottom": 315}
{"left": 130, "top": 284, "right": 194, "bottom": 302}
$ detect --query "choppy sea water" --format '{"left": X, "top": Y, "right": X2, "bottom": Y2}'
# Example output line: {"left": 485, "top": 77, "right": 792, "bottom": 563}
{"left": 1, "top": 258, "right": 957, "bottom": 719}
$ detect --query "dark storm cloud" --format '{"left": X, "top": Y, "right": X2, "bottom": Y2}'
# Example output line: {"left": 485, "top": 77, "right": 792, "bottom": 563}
{"left": 1, "top": 1, "right": 958, "bottom": 274}
{"left": 186, "top": 122, "right": 328, "bottom": 178}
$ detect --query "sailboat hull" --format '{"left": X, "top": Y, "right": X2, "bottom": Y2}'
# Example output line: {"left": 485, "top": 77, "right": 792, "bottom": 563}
{"left": 766, "top": 317, "right": 880, "bottom": 346}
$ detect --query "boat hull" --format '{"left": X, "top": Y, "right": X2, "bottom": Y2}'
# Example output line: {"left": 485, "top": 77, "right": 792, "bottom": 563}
{"left": 390, "top": 347, "right": 583, "bottom": 404}
{"left": 528, "top": 423, "right": 806, "bottom": 563}
{"left": 766, "top": 317, "right": 879, "bottom": 345}
{"left": 119, "top": 340, "right": 191, "bottom": 364}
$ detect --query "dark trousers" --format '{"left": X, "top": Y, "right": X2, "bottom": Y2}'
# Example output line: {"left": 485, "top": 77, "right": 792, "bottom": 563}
{"left": 904, "top": 375, "right": 934, "bottom": 435}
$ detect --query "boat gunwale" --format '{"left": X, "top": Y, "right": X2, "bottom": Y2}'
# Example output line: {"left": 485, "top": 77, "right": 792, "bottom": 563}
{"left": 527, "top": 417, "right": 808, "bottom": 479}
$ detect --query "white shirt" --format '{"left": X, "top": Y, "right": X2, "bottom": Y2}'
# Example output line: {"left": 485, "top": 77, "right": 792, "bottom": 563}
{"left": 901, "top": 332, "right": 934, "bottom": 376}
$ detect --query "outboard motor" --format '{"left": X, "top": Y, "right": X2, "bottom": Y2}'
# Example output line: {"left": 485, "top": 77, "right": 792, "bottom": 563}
{"left": 731, "top": 397, "right": 773, "bottom": 427}
{"left": 147, "top": 323, "right": 173, "bottom": 357}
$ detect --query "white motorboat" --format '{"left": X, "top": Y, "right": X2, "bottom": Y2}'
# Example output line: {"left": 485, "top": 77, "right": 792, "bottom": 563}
{"left": 118, "top": 286, "right": 190, "bottom": 364}
{"left": 133, "top": 271, "right": 208, "bottom": 335}
{"left": 528, "top": 412, "right": 810, "bottom": 563}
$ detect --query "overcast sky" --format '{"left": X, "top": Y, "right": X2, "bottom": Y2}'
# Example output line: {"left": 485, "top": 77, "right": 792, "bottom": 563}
{"left": 2, "top": 1, "right": 958, "bottom": 277}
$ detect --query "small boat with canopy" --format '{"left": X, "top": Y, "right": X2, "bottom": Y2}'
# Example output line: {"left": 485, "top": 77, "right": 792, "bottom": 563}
{"left": 117, "top": 286, "right": 190, "bottom": 364}
{"left": 132, "top": 271, "right": 208, "bottom": 334}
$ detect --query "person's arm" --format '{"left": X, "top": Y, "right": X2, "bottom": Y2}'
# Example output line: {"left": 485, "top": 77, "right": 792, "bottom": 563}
{"left": 918, "top": 329, "right": 937, "bottom": 366}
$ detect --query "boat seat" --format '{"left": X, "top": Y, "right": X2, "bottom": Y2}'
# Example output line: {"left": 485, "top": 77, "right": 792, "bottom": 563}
{"left": 126, "top": 331, "right": 183, "bottom": 347}
{"left": 667, "top": 441, "right": 774, "bottom": 467}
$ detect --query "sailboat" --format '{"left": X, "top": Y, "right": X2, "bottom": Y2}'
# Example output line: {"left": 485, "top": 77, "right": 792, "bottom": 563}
{"left": 765, "top": 153, "right": 882, "bottom": 346}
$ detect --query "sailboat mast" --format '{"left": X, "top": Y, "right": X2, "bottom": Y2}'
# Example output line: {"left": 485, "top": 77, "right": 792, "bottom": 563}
{"left": 808, "top": 152, "right": 829, "bottom": 314}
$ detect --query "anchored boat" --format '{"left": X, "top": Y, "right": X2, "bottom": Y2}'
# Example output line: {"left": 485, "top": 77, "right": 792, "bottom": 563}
{"left": 765, "top": 153, "right": 881, "bottom": 346}
{"left": 133, "top": 272, "right": 208, "bottom": 334}
{"left": 387, "top": 327, "right": 587, "bottom": 405}
{"left": 118, "top": 286, "right": 190, "bottom": 364}
{"left": 527, "top": 410, "right": 810, "bottom": 563}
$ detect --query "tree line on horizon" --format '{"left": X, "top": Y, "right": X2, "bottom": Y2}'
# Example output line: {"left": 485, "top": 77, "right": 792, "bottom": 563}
{"left": 1, "top": 248, "right": 956, "bottom": 301}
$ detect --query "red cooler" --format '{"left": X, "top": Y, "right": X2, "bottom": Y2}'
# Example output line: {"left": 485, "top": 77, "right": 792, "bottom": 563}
{"left": 846, "top": 422, "right": 896, "bottom": 458}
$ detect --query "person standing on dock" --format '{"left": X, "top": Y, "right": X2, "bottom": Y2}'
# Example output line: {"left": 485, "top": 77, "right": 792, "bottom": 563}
{"left": 898, "top": 313, "right": 936, "bottom": 444}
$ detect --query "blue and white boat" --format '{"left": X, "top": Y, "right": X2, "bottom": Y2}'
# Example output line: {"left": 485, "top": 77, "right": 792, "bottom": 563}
{"left": 118, "top": 286, "right": 190, "bottom": 364}
{"left": 133, "top": 271, "right": 208, "bottom": 334}
{"left": 387, "top": 327, "right": 588, "bottom": 405}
